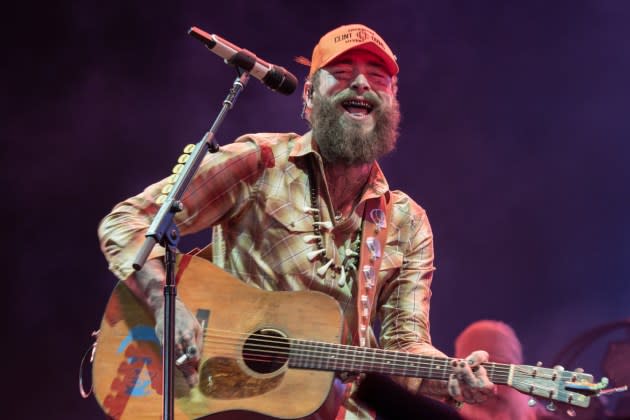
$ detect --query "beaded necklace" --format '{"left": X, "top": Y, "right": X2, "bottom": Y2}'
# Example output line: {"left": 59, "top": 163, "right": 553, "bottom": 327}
{"left": 306, "top": 157, "right": 362, "bottom": 288}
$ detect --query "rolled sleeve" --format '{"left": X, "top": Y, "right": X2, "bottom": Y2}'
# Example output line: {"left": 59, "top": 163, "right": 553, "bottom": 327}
{"left": 98, "top": 137, "right": 264, "bottom": 281}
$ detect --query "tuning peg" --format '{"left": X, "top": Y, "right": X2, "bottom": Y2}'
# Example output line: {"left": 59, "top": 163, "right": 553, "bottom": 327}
{"left": 575, "top": 367, "right": 584, "bottom": 373}
{"left": 536, "top": 361, "right": 543, "bottom": 367}
{"left": 566, "top": 408, "right": 577, "bottom": 417}
{"left": 551, "top": 365, "right": 564, "bottom": 381}
{"left": 545, "top": 401, "right": 557, "bottom": 412}
{"left": 527, "top": 397, "right": 537, "bottom": 407}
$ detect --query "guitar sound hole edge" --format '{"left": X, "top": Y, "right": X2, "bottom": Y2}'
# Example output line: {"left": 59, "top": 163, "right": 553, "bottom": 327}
{"left": 243, "top": 328, "right": 290, "bottom": 374}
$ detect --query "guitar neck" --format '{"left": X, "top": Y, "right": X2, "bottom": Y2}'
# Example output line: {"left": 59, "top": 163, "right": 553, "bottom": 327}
{"left": 289, "top": 339, "right": 511, "bottom": 385}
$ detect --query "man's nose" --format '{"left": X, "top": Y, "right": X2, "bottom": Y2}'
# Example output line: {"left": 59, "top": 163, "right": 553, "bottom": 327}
{"left": 350, "top": 73, "right": 371, "bottom": 94}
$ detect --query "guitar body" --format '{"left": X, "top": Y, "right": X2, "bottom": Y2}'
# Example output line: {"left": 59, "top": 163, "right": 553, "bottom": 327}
{"left": 92, "top": 255, "right": 343, "bottom": 419}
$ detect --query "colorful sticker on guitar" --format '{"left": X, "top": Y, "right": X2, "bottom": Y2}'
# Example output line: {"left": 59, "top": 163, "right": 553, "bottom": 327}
{"left": 102, "top": 325, "right": 162, "bottom": 417}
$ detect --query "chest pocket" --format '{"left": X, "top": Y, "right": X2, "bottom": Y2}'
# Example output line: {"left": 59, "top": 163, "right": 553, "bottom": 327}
{"left": 257, "top": 194, "right": 320, "bottom": 279}
{"left": 265, "top": 196, "right": 314, "bottom": 233}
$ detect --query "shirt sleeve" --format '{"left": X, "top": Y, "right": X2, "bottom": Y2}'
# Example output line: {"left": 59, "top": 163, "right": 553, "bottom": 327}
{"left": 377, "top": 197, "right": 447, "bottom": 393}
{"left": 97, "top": 137, "right": 266, "bottom": 281}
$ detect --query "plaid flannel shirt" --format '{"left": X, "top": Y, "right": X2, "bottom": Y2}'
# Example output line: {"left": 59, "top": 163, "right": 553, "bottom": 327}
{"left": 98, "top": 131, "right": 444, "bottom": 419}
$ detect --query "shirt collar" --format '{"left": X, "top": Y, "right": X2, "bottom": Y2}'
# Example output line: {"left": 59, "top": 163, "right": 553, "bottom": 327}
{"left": 289, "top": 130, "right": 316, "bottom": 158}
{"left": 290, "top": 131, "right": 390, "bottom": 199}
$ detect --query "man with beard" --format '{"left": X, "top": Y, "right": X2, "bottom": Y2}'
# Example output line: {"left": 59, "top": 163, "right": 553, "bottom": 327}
{"left": 98, "top": 24, "right": 495, "bottom": 419}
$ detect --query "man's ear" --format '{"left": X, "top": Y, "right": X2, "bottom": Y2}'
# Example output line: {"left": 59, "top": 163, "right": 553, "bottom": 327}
{"left": 303, "top": 81, "right": 314, "bottom": 108}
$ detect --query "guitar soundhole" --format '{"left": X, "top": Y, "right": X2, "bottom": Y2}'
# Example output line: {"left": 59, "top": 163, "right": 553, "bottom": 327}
{"left": 243, "top": 328, "right": 290, "bottom": 374}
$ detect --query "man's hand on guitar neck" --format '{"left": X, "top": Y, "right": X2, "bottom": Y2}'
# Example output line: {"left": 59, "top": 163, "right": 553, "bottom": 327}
{"left": 448, "top": 350, "right": 497, "bottom": 404}
{"left": 127, "top": 258, "right": 203, "bottom": 387}
{"left": 417, "top": 349, "right": 496, "bottom": 407}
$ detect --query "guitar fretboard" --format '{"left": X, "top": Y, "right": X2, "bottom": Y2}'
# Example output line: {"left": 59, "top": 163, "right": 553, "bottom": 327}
{"left": 288, "top": 339, "right": 511, "bottom": 384}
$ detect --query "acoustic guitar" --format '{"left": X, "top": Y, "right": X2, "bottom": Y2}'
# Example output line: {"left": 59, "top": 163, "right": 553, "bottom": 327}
{"left": 92, "top": 254, "right": 604, "bottom": 419}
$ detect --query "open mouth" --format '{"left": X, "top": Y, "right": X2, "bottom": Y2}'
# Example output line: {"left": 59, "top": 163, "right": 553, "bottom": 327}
{"left": 341, "top": 99, "right": 374, "bottom": 117}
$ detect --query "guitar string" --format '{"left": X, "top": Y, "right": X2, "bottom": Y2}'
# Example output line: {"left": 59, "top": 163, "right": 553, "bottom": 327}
{"left": 197, "top": 335, "right": 574, "bottom": 401}
{"left": 212, "top": 339, "right": 574, "bottom": 402}
{"left": 201, "top": 331, "right": 513, "bottom": 377}
{"left": 200, "top": 329, "right": 514, "bottom": 370}
{"left": 199, "top": 334, "right": 580, "bottom": 402}
{"left": 199, "top": 329, "right": 567, "bottom": 381}
{"left": 188, "top": 325, "right": 553, "bottom": 378}
{"left": 113, "top": 333, "right": 584, "bottom": 400}
{"left": 112, "top": 335, "right": 582, "bottom": 402}
{"left": 115, "top": 325, "right": 526, "bottom": 378}
{"left": 198, "top": 334, "right": 579, "bottom": 403}
{"left": 114, "top": 328, "right": 576, "bottom": 383}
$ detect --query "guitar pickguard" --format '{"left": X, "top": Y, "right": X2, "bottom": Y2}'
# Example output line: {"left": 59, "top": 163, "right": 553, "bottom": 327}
{"left": 199, "top": 357, "right": 285, "bottom": 399}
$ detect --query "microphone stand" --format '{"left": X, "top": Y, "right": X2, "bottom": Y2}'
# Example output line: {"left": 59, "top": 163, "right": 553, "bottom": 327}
{"left": 132, "top": 69, "right": 250, "bottom": 420}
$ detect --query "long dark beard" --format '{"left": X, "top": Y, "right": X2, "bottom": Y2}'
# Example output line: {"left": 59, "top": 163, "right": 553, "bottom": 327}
{"left": 310, "top": 90, "right": 401, "bottom": 165}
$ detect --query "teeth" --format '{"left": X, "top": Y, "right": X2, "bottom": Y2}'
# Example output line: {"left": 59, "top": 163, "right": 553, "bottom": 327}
{"left": 342, "top": 100, "right": 373, "bottom": 110}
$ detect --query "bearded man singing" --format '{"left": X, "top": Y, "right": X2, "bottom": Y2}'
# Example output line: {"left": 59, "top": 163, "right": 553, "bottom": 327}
{"left": 98, "top": 23, "right": 495, "bottom": 419}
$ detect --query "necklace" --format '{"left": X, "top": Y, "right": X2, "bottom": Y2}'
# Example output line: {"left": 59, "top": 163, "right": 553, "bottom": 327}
{"left": 306, "top": 157, "right": 361, "bottom": 287}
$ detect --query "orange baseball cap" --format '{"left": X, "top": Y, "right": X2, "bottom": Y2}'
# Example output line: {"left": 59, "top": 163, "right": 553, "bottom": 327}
{"left": 302, "top": 24, "right": 399, "bottom": 78}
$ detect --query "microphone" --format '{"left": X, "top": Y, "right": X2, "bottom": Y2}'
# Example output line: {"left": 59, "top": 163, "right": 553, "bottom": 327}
{"left": 188, "top": 26, "right": 297, "bottom": 95}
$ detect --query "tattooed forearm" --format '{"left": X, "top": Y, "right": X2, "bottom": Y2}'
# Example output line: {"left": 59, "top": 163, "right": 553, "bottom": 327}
{"left": 123, "top": 258, "right": 166, "bottom": 313}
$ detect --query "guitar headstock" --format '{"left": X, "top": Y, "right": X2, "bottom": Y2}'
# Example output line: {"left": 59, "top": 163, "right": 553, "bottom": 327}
{"left": 510, "top": 363, "right": 594, "bottom": 408}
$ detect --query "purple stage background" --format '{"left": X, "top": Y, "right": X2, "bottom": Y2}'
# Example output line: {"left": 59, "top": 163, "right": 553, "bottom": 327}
{"left": 4, "top": 1, "right": 629, "bottom": 418}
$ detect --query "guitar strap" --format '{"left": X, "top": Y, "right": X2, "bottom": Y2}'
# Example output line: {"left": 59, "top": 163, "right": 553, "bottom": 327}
{"left": 335, "top": 193, "right": 391, "bottom": 420}
{"left": 353, "top": 192, "right": 391, "bottom": 347}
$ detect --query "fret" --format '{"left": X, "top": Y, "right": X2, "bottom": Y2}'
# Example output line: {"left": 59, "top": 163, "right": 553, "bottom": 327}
{"left": 323, "top": 343, "right": 336, "bottom": 371}
{"left": 378, "top": 348, "right": 388, "bottom": 374}
{"left": 310, "top": 341, "right": 324, "bottom": 369}
{"left": 306, "top": 340, "right": 317, "bottom": 370}
{"left": 441, "top": 358, "right": 451, "bottom": 380}
{"left": 407, "top": 353, "right": 419, "bottom": 377}
{"left": 323, "top": 342, "right": 335, "bottom": 370}
{"left": 339, "top": 344, "right": 348, "bottom": 372}
{"left": 382, "top": 350, "right": 393, "bottom": 375}
{"left": 369, "top": 346, "right": 377, "bottom": 374}
{"left": 391, "top": 350, "right": 400, "bottom": 375}
{"left": 288, "top": 339, "right": 301, "bottom": 368}
{"left": 315, "top": 341, "right": 325, "bottom": 370}
{"left": 428, "top": 357, "right": 448, "bottom": 380}
{"left": 334, "top": 343, "right": 344, "bottom": 370}
{"left": 318, "top": 342, "right": 329, "bottom": 370}
{"left": 302, "top": 340, "right": 310, "bottom": 369}
{"left": 349, "top": 344, "right": 357, "bottom": 372}
{"left": 356, "top": 346, "right": 367, "bottom": 372}
{"left": 389, "top": 350, "right": 398, "bottom": 374}
{"left": 400, "top": 351, "right": 410, "bottom": 376}
{"left": 327, "top": 342, "right": 338, "bottom": 370}
{"left": 426, "top": 355, "right": 434, "bottom": 379}
{"left": 386, "top": 349, "right": 395, "bottom": 375}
